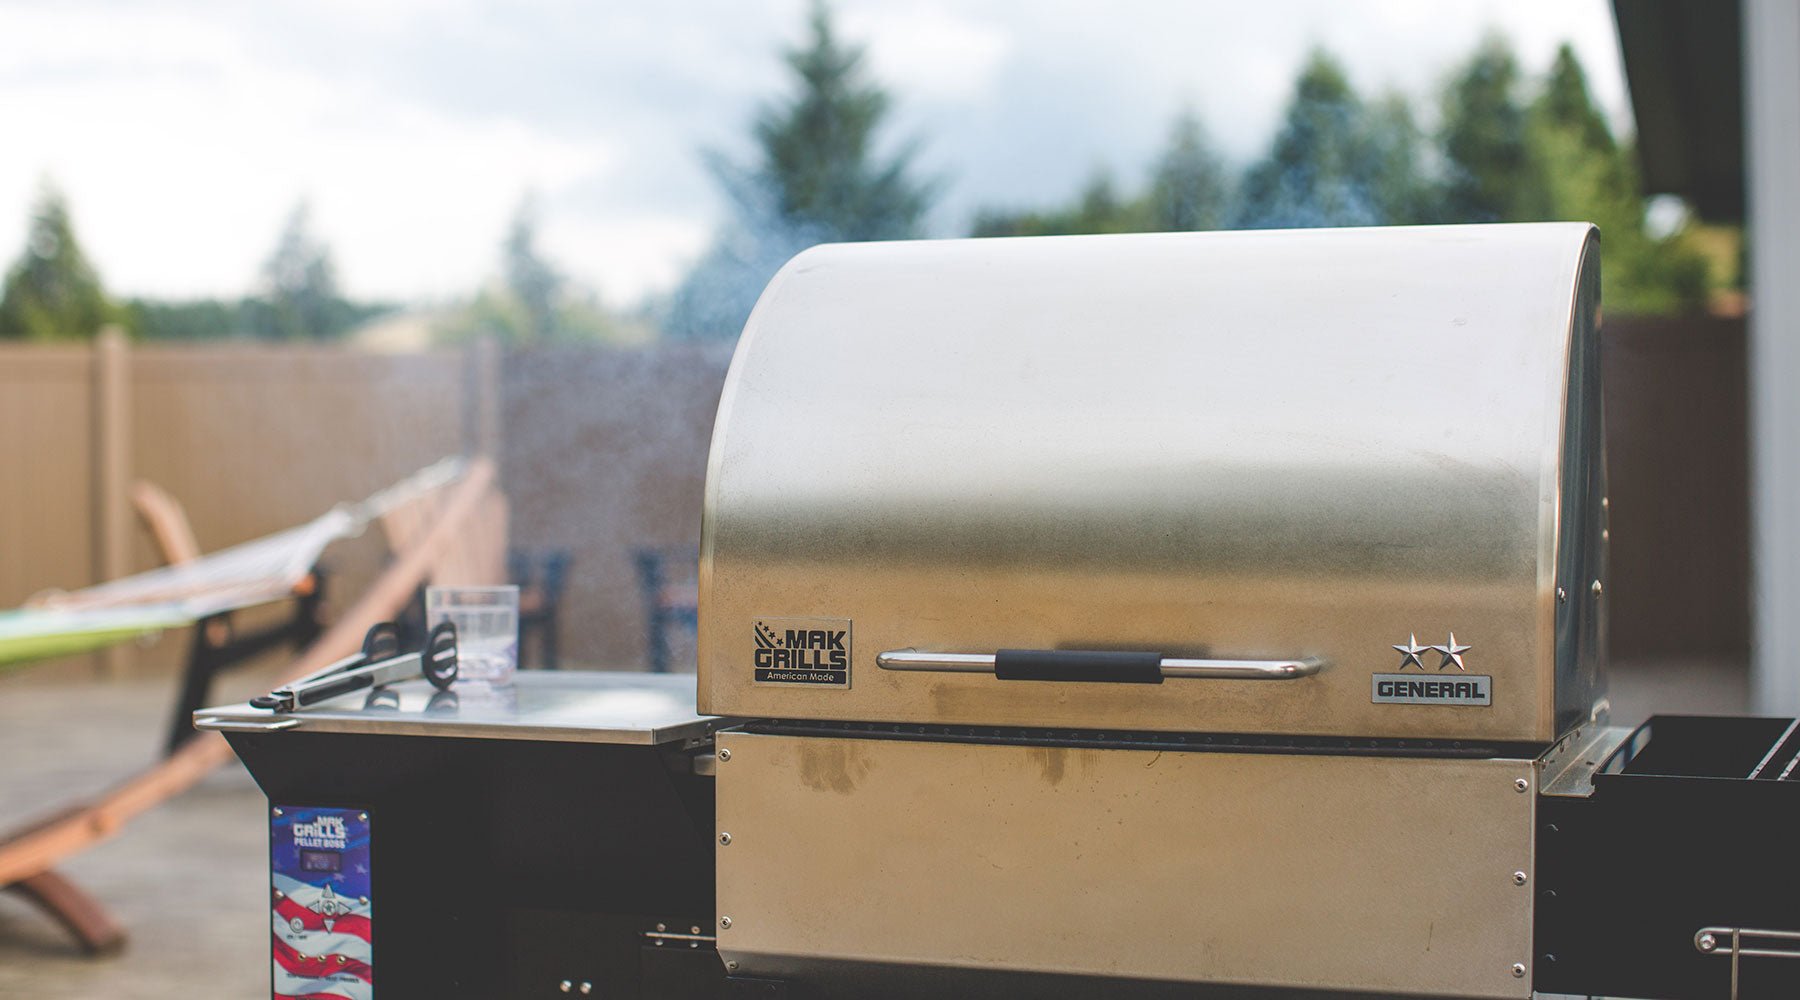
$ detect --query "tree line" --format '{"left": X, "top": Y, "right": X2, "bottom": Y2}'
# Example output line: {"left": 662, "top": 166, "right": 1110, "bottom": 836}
{"left": 671, "top": 15, "right": 1713, "bottom": 337}
{"left": 0, "top": 4, "right": 1720, "bottom": 343}
{"left": 968, "top": 43, "right": 1708, "bottom": 316}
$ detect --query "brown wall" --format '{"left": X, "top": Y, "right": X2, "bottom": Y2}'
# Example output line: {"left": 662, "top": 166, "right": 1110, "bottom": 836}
{"left": 0, "top": 319, "right": 1750, "bottom": 676}
{"left": 500, "top": 343, "right": 735, "bottom": 668}
{"left": 1602, "top": 315, "right": 1750, "bottom": 661}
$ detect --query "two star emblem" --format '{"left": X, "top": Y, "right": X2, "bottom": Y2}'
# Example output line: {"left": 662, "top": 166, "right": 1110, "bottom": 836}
{"left": 1391, "top": 633, "right": 1472, "bottom": 671}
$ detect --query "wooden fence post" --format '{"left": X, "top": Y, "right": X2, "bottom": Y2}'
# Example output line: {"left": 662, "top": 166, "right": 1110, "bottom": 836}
{"left": 92, "top": 326, "right": 132, "bottom": 678}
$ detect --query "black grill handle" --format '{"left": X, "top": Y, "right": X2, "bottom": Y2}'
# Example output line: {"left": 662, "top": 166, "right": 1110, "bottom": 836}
{"left": 994, "top": 649, "right": 1165, "bottom": 684}
{"left": 877, "top": 649, "right": 1324, "bottom": 681}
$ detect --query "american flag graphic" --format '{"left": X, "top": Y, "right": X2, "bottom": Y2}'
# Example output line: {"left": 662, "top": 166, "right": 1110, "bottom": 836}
{"left": 272, "top": 807, "right": 371, "bottom": 1000}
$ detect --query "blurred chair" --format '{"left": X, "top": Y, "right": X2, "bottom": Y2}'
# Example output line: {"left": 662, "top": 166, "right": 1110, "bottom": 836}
{"left": 510, "top": 548, "right": 572, "bottom": 669}
{"left": 634, "top": 547, "right": 697, "bottom": 673}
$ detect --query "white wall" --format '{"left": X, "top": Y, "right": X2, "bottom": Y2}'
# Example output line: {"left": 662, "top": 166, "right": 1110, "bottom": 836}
{"left": 1746, "top": 0, "right": 1800, "bottom": 714}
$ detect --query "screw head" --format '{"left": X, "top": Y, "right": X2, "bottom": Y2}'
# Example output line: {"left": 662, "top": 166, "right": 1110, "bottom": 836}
{"left": 718, "top": 747, "right": 731, "bottom": 761}
{"left": 559, "top": 981, "right": 573, "bottom": 993}
{"left": 1512, "top": 963, "right": 1526, "bottom": 978}
{"left": 655, "top": 922, "right": 666, "bottom": 932}
{"left": 272, "top": 807, "right": 283, "bottom": 817}
{"left": 1514, "top": 777, "right": 1530, "bottom": 793}
{"left": 359, "top": 812, "right": 369, "bottom": 822}
{"left": 1699, "top": 932, "right": 1718, "bottom": 952}
{"left": 719, "top": 831, "right": 732, "bottom": 845}
{"left": 1556, "top": 586, "right": 1567, "bottom": 603}
{"left": 1512, "top": 870, "right": 1528, "bottom": 886}
{"left": 720, "top": 915, "right": 733, "bottom": 929}
{"left": 691, "top": 925, "right": 701, "bottom": 935}
{"left": 579, "top": 983, "right": 592, "bottom": 995}
{"left": 726, "top": 960, "right": 740, "bottom": 972}
{"left": 1591, "top": 578, "right": 1604, "bottom": 597}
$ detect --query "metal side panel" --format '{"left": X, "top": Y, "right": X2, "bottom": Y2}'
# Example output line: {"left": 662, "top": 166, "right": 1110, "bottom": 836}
{"left": 715, "top": 732, "right": 1536, "bottom": 999}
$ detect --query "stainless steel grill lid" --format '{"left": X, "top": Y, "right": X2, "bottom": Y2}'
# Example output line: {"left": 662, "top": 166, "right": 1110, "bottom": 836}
{"left": 698, "top": 224, "right": 1606, "bottom": 743}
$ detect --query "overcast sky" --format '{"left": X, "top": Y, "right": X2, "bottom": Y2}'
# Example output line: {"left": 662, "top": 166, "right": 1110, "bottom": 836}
{"left": 0, "top": 0, "right": 1627, "bottom": 308}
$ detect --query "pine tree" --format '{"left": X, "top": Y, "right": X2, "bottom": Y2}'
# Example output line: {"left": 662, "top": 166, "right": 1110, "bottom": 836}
{"left": 505, "top": 196, "right": 563, "bottom": 342}
{"left": 1148, "top": 110, "right": 1230, "bottom": 232}
{"left": 969, "top": 169, "right": 1150, "bottom": 237}
{"left": 665, "top": 0, "right": 933, "bottom": 339}
{"left": 253, "top": 202, "right": 347, "bottom": 339}
{"left": 1527, "top": 43, "right": 1709, "bottom": 312}
{"left": 1440, "top": 36, "right": 1551, "bottom": 223}
{"left": 1363, "top": 94, "right": 1440, "bottom": 226}
{"left": 1234, "top": 50, "right": 1386, "bottom": 229}
{"left": 1536, "top": 44, "right": 1617, "bottom": 156}
{"left": 0, "top": 184, "right": 114, "bottom": 341}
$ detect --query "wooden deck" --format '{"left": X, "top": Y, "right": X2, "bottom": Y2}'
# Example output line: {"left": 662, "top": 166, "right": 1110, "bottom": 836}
{"left": 0, "top": 671, "right": 272, "bottom": 998}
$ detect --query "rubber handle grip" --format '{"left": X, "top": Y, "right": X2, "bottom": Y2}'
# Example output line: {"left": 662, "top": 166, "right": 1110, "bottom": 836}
{"left": 993, "top": 649, "right": 1164, "bottom": 684}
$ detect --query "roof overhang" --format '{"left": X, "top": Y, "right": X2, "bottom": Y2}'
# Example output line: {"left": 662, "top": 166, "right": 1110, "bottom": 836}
{"left": 1612, "top": 0, "right": 1745, "bottom": 221}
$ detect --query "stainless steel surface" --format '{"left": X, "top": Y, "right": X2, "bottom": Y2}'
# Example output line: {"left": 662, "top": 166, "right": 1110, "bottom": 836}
{"left": 1394, "top": 633, "right": 1429, "bottom": 669}
{"left": 193, "top": 717, "right": 300, "bottom": 733}
{"left": 1550, "top": 236, "right": 1607, "bottom": 739}
{"left": 1696, "top": 926, "right": 1800, "bottom": 1000}
{"left": 874, "top": 648, "right": 1323, "bottom": 680}
{"left": 1433, "top": 633, "right": 1473, "bottom": 671}
{"left": 1538, "top": 724, "right": 1633, "bottom": 798}
{"left": 1750, "top": 718, "right": 1800, "bottom": 777}
{"left": 700, "top": 224, "right": 1605, "bottom": 742}
{"left": 1696, "top": 925, "right": 1800, "bottom": 958}
{"left": 256, "top": 648, "right": 431, "bottom": 713}
{"left": 643, "top": 929, "right": 717, "bottom": 946}
{"left": 715, "top": 730, "right": 1536, "bottom": 999}
{"left": 194, "top": 671, "right": 723, "bottom": 746}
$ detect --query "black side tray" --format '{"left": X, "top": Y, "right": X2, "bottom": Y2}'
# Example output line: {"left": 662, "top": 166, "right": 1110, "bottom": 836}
{"left": 1536, "top": 715, "right": 1800, "bottom": 1000}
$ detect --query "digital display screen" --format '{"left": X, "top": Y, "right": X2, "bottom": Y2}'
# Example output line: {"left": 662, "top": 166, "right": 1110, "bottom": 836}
{"left": 300, "top": 849, "right": 342, "bottom": 873}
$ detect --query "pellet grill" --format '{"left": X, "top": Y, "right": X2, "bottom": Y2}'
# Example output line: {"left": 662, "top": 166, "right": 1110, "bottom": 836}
{"left": 203, "top": 224, "right": 1800, "bottom": 1000}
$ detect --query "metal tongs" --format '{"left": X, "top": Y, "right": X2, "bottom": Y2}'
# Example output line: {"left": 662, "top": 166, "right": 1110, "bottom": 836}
{"left": 250, "top": 620, "right": 459, "bottom": 713}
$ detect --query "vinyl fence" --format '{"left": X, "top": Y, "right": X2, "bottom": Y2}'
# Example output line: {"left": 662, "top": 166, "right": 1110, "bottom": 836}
{"left": 0, "top": 317, "right": 1750, "bottom": 676}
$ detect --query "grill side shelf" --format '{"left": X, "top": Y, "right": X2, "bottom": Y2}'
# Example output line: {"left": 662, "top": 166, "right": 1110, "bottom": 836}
{"left": 1535, "top": 713, "right": 1800, "bottom": 999}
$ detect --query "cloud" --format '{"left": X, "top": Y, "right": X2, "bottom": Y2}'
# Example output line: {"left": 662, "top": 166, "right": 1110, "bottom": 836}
{"left": 0, "top": 0, "right": 1630, "bottom": 309}
{"left": 844, "top": 5, "right": 1011, "bottom": 102}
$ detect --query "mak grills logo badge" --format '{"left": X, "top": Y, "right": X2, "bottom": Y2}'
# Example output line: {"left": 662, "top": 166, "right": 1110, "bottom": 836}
{"left": 291, "top": 814, "right": 348, "bottom": 850}
{"left": 752, "top": 617, "right": 852, "bottom": 687}
{"left": 1373, "top": 632, "right": 1492, "bottom": 706}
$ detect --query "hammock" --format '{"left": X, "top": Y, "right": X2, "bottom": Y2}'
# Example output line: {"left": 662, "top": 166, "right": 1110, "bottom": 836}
{"left": 0, "top": 457, "right": 500, "bottom": 956}
{"left": 0, "top": 458, "right": 466, "bottom": 668}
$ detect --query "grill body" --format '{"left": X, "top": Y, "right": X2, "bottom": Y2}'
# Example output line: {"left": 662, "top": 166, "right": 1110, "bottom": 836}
{"left": 699, "top": 224, "right": 1605, "bottom": 745}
